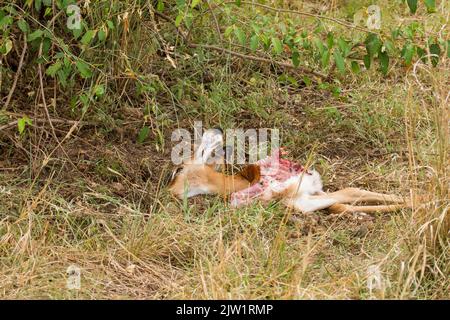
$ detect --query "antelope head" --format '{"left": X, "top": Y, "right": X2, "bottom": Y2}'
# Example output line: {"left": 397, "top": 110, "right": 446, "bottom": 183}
{"left": 168, "top": 128, "right": 260, "bottom": 199}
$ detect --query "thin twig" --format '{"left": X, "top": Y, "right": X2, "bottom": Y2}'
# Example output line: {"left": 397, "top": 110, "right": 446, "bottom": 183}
{"left": 38, "top": 42, "right": 58, "bottom": 142}
{"left": 148, "top": 5, "right": 177, "bottom": 68}
{"left": 207, "top": 0, "right": 223, "bottom": 44}
{"left": 189, "top": 43, "right": 327, "bottom": 79}
{"left": 37, "top": 41, "right": 84, "bottom": 182}
{"left": 45, "top": 0, "right": 83, "bottom": 27}
{"left": 3, "top": 35, "right": 27, "bottom": 111}
{"left": 224, "top": 1, "right": 375, "bottom": 34}
{"left": 148, "top": 3, "right": 327, "bottom": 79}
{"left": 0, "top": 117, "right": 94, "bottom": 132}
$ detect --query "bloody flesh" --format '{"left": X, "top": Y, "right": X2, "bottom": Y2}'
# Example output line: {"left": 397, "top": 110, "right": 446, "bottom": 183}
{"left": 230, "top": 149, "right": 306, "bottom": 207}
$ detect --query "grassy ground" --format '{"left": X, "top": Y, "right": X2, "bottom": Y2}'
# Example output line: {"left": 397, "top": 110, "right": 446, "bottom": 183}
{"left": 0, "top": 1, "right": 448, "bottom": 299}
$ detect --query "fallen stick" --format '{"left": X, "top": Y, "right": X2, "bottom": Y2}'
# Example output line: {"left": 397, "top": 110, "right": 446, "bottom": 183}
{"left": 3, "top": 36, "right": 27, "bottom": 111}
{"left": 0, "top": 117, "right": 95, "bottom": 132}
{"left": 188, "top": 43, "right": 327, "bottom": 79}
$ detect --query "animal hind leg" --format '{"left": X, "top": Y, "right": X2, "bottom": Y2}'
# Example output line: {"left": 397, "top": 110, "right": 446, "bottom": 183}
{"left": 284, "top": 193, "right": 408, "bottom": 214}
{"left": 285, "top": 194, "right": 338, "bottom": 213}
{"left": 328, "top": 187, "right": 406, "bottom": 205}
{"left": 328, "top": 203, "right": 407, "bottom": 214}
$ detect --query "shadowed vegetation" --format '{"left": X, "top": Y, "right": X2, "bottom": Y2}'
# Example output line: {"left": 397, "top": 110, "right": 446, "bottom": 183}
{"left": 0, "top": 0, "right": 448, "bottom": 299}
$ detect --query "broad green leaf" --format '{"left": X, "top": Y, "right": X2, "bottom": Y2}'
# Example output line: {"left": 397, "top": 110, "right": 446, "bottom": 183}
{"left": 351, "top": 61, "right": 360, "bottom": 73}
{"left": 251, "top": 23, "right": 260, "bottom": 34}
{"left": 54, "top": 52, "right": 65, "bottom": 59}
{"left": 157, "top": 0, "right": 164, "bottom": 12}
{"left": 191, "top": 0, "right": 201, "bottom": 8}
{"left": 318, "top": 83, "right": 330, "bottom": 90}
{"left": 260, "top": 34, "right": 270, "bottom": 49}
{"left": 391, "top": 28, "right": 401, "bottom": 40}
{"left": 378, "top": 50, "right": 389, "bottom": 75}
{"left": 302, "top": 76, "right": 312, "bottom": 86}
{"left": 17, "top": 19, "right": 29, "bottom": 33}
{"left": 250, "top": 35, "right": 259, "bottom": 51}
{"left": 46, "top": 60, "right": 62, "bottom": 77}
{"left": 57, "top": 69, "right": 68, "bottom": 87}
{"left": 271, "top": 37, "right": 283, "bottom": 54}
{"left": 0, "top": 39, "right": 11, "bottom": 55}
{"left": 384, "top": 40, "right": 396, "bottom": 55}
{"left": 137, "top": 126, "right": 150, "bottom": 144}
{"left": 292, "top": 50, "right": 300, "bottom": 67}
{"left": 301, "top": 39, "right": 311, "bottom": 50}
{"left": 42, "top": 37, "right": 52, "bottom": 55}
{"left": 224, "top": 25, "right": 233, "bottom": 38}
{"left": 429, "top": 43, "right": 441, "bottom": 67}
{"left": 364, "top": 33, "right": 381, "bottom": 59}
{"left": 18, "top": 116, "right": 32, "bottom": 135}
{"left": 321, "top": 49, "right": 330, "bottom": 68}
{"left": 79, "top": 93, "right": 89, "bottom": 107}
{"left": 184, "top": 12, "right": 193, "bottom": 28}
{"left": 98, "top": 29, "right": 106, "bottom": 42}
{"left": 0, "top": 15, "right": 13, "bottom": 28}
{"left": 331, "top": 87, "right": 342, "bottom": 97}
{"left": 326, "top": 32, "right": 334, "bottom": 49}
{"left": 176, "top": 0, "right": 186, "bottom": 9}
{"left": 81, "top": 30, "right": 96, "bottom": 46}
{"left": 44, "top": 7, "right": 52, "bottom": 17}
{"left": 63, "top": 56, "right": 71, "bottom": 67}
{"left": 333, "top": 49, "right": 345, "bottom": 74}
{"left": 424, "top": 0, "right": 436, "bottom": 13}
{"left": 363, "top": 54, "right": 371, "bottom": 69}
{"left": 3, "top": 6, "right": 18, "bottom": 15}
{"left": 72, "top": 24, "right": 84, "bottom": 39}
{"left": 234, "top": 28, "right": 246, "bottom": 45}
{"left": 93, "top": 84, "right": 105, "bottom": 97}
{"left": 401, "top": 43, "right": 415, "bottom": 65}
{"left": 25, "top": 0, "right": 33, "bottom": 8}
{"left": 27, "top": 29, "right": 44, "bottom": 41}
{"left": 338, "top": 37, "right": 351, "bottom": 57}
{"left": 416, "top": 47, "right": 427, "bottom": 63}
{"left": 107, "top": 20, "right": 115, "bottom": 30}
{"left": 407, "top": 0, "right": 417, "bottom": 14}
{"left": 76, "top": 60, "right": 93, "bottom": 78}
{"left": 18, "top": 118, "right": 26, "bottom": 135}
{"left": 35, "top": 0, "right": 42, "bottom": 11}
{"left": 175, "top": 14, "right": 183, "bottom": 27}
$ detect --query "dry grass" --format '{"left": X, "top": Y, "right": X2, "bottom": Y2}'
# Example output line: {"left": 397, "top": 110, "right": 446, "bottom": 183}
{"left": 0, "top": 0, "right": 448, "bottom": 300}
{"left": 1, "top": 63, "right": 448, "bottom": 299}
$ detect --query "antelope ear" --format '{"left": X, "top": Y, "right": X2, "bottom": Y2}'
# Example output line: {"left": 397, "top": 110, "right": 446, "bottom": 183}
{"left": 238, "top": 164, "right": 261, "bottom": 185}
{"left": 194, "top": 128, "right": 224, "bottom": 164}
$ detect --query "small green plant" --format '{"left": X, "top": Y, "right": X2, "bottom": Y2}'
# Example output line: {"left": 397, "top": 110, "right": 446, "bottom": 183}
{"left": 17, "top": 115, "right": 32, "bottom": 135}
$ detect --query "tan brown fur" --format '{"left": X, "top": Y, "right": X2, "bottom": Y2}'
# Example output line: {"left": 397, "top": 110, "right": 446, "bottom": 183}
{"left": 169, "top": 164, "right": 260, "bottom": 198}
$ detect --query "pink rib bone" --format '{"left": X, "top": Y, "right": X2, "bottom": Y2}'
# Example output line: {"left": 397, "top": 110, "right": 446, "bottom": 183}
{"left": 230, "top": 149, "right": 305, "bottom": 207}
